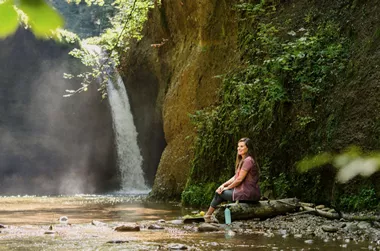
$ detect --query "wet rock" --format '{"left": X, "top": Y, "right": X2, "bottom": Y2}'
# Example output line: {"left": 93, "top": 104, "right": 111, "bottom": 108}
{"left": 169, "top": 220, "right": 183, "bottom": 225}
{"left": 157, "top": 219, "right": 166, "bottom": 223}
{"left": 106, "top": 240, "right": 129, "bottom": 244}
{"left": 316, "top": 205, "right": 325, "bottom": 209}
{"left": 44, "top": 231, "right": 56, "bottom": 235}
{"left": 304, "top": 239, "right": 313, "bottom": 244}
{"left": 358, "top": 221, "right": 371, "bottom": 230}
{"left": 322, "top": 225, "right": 339, "bottom": 233}
{"left": 225, "top": 229, "right": 236, "bottom": 237}
{"left": 48, "top": 225, "right": 53, "bottom": 230}
{"left": 294, "top": 234, "right": 303, "bottom": 238}
{"left": 148, "top": 224, "right": 165, "bottom": 230}
{"left": 59, "top": 216, "right": 69, "bottom": 224}
{"left": 198, "top": 223, "right": 219, "bottom": 232}
{"left": 168, "top": 243, "right": 188, "bottom": 250}
{"left": 0, "top": 224, "right": 5, "bottom": 228}
{"left": 92, "top": 220, "right": 107, "bottom": 227}
{"left": 344, "top": 223, "right": 359, "bottom": 232}
{"left": 114, "top": 224, "right": 140, "bottom": 232}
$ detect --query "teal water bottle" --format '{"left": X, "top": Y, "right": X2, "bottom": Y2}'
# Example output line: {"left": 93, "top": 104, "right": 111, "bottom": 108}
{"left": 224, "top": 207, "right": 231, "bottom": 225}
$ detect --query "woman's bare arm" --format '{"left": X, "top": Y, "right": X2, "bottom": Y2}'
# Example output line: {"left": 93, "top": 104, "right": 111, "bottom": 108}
{"left": 223, "top": 169, "right": 248, "bottom": 190}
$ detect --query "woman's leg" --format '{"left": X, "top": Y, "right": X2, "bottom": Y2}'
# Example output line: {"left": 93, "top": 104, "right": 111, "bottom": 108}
{"left": 205, "top": 189, "right": 233, "bottom": 216}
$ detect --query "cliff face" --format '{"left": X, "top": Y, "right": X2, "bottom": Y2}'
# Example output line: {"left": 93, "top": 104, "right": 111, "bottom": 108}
{"left": 121, "top": 0, "right": 238, "bottom": 197}
{"left": 123, "top": 0, "right": 380, "bottom": 207}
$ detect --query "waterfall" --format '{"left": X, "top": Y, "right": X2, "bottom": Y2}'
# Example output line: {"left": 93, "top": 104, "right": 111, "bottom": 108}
{"left": 84, "top": 44, "right": 149, "bottom": 194}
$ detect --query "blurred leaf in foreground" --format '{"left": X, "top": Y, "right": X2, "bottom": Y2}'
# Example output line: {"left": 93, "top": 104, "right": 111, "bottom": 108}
{"left": 297, "top": 146, "right": 380, "bottom": 183}
{"left": 18, "top": 0, "right": 64, "bottom": 37}
{"left": 0, "top": 0, "right": 19, "bottom": 38}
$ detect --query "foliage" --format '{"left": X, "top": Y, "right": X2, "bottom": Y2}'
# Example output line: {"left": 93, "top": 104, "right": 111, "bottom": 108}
{"left": 0, "top": 0, "right": 63, "bottom": 38}
{"left": 297, "top": 146, "right": 380, "bottom": 183}
{"left": 181, "top": 183, "right": 217, "bottom": 207}
{"left": 182, "top": 1, "right": 349, "bottom": 207}
{"left": 339, "top": 187, "right": 379, "bottom": 211}
{"left": 63, "top": 0, "right": 153, "bottom": 99}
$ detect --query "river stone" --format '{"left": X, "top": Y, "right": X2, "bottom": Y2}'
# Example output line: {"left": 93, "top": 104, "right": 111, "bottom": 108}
{"left": 344, "top": 223, "right": 359, "bottom": 231}
{"left": 322, "top": 225, "right": 339, "bottom": 233}
{"left": 148, "top": 224, "right": 165, "bottom": 230}
{"left": 169, "top": 220, "right": 183, "bottom": 225}
{"left": 92, "top": 220, "right": 107, "bottom": 227}
{"left": 304, "top": 239, "right": 313, "bottom": 244}
{"left": 316, "top": 205, "right": 325, "bottom": 209}
{"left": 0, "top": 224, "right": 5, "bottom": 228}
{"left": 114, "top": 224, "right": 140, "bottom": 232}
{"left": 358, "top": 221, "right": 371, "bottom": 230}
{"left": 106, "top": 240, "right": 129, "bottom": 244}
{"left": 198, "top": 223, "right": 219, "bottom": 232}
{"left": 168, "top": 243, "right": 188, "bottom": 250}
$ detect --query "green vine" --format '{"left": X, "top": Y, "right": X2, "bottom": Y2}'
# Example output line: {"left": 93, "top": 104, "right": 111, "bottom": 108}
{"left": 182, "top": 1, "right": 349, "bottom": 207}
{"left": 63, "top": 0, "right": 153, "bottom": 99}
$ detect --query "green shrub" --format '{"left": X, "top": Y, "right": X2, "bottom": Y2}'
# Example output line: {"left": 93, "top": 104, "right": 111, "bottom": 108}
{"left": 181, "top": 183, "right": 217, "bottom": 207}
{"left": 339, "top": 188, "right": 379, "bottom": 211}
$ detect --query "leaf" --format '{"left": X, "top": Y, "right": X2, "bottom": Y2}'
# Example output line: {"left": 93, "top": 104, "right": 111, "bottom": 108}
{"left": 18, "top": 0, "right": 63, "bottom": 37}
{"left": 0, "top": 0, "right": 19, "bottom": 38}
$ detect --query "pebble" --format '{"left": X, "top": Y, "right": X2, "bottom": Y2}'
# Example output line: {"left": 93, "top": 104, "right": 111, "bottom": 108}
{"left": 168, "top": 243, "right": 188, "bottom": 250}
{"left": 304, "top": 239, "right": 313, "bottom": 244}
{"left": 106, "top": 240, "right": 129, "bottom": 244}
{"left": 148, "top": 224, "right": 165, "bottom": 230}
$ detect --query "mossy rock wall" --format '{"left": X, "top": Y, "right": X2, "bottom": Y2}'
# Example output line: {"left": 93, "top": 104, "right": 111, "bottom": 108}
{"left": 120, "top": 0, "right": 238, "bottom": 198}
{"left": 122, "top": 0, "right": 380, "bottom": 210}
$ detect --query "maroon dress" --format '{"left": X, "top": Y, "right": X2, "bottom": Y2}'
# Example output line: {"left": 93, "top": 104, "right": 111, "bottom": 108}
{"left": 232, "top": 156, "right": 260, "bottom": 201}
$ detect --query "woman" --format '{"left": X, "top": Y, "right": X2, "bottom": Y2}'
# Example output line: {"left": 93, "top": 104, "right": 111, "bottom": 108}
{"left": 204, "top": 137, "right": 260, "bottom": 222}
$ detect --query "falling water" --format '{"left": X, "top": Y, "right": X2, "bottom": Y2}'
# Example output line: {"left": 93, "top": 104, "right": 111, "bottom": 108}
{"left": 84, "top": 44, "right": 149, "bottom": 193}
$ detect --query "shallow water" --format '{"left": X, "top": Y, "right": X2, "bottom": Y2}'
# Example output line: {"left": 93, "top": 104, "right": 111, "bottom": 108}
{"left": 0, "top": 195, "right": 374, "bottom": 250}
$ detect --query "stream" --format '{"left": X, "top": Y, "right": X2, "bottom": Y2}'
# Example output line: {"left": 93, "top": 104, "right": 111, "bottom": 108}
{"left": 0, "top": 195, "right": 377, "bottom": 250}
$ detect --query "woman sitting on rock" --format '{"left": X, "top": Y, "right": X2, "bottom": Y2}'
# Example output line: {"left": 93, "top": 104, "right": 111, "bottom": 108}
{"left": 204, "top": 137, "right": 260, "bottom": 223}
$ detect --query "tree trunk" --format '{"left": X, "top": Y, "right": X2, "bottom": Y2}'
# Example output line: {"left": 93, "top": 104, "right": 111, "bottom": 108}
{"left": 213, "top": 198, "right": 300, "bottom": 223}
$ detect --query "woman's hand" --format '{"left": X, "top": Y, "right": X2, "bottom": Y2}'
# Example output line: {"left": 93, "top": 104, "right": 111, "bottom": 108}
{"left": 216, "top": 185, "right": 224, "bottom": 194}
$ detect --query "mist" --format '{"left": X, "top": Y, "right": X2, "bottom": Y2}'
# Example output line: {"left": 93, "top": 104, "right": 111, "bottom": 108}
{"left": 0, "top": 29, "right": 118, "bottom": 195}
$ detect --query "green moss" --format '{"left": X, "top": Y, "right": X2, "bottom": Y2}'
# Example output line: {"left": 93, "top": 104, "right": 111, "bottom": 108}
{"left": 181, "top": 0, "right": 380, "bottom": 211}
{"left": 181, "top": 183, "right": 217, "bottom": 207}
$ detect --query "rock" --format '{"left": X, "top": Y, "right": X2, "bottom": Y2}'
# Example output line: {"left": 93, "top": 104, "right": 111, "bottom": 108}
{"left": 0, "top": 224, "right": 6, "bottom": 228}
{"left": 344, "top": 223, "right": 359, "bottom": 232}
{"left": 294, "top": 234, "right": 303, "bottom": 238}
{"left": 44, "top": 231, "right": 56, "bottom": 235}
{"left": 59, "top": 216, "right": 69, "bottom": 224}
{"left": 92, "top": 220, "right": 107, "bottom": 227}
{"left": 168, "top": 220, "right": 183, "bottom": 225}
{"left": 106, "top": 240, "right": 129, "bottom": 244}
{"left": 358, "top": 221, "right": 371, "bottom": 230}
{"left": 168, "top": 243, "right": 188, "bottom": 250}
{"left": 225, "top": 229, "right": 236, "bottom": 237}
{"left": 157, "top": 219, "right": 166, "bottom": 223}
{"left": 304, "top": 239, "right": 313, "bottom": 244}
{"left": 322, "top": 225, "right": 339, "bottom": 233}
{"left": 114, "top": 224, "right": 140, "bottom": 232}
{"left": 198, "top": 223, "right": 220, "bottom": 232}
{"left": 148, "top": 224, "right": 165, "bottom": 230}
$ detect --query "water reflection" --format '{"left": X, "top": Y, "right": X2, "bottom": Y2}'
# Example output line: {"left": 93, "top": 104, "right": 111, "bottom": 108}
{"left": 0, "top": 194, "right": 186, "bottom": 225}
{"left": 0, "top": 195, "right": 375, "bottom": 250}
